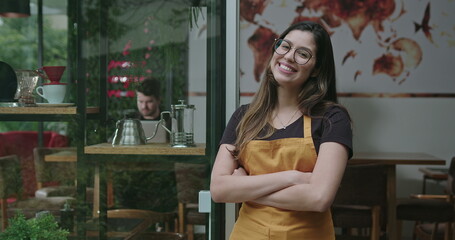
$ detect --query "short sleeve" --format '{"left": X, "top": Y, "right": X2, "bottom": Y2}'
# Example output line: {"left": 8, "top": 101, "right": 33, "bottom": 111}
{"left": 320, "top": 107, "right": 353, "bottom": 159}
{"left": 219, "top": 105, "right": 249, "bottom": 145}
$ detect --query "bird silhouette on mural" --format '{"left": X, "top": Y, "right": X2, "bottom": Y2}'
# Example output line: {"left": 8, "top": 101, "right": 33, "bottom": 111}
{"left": 414, "top": 2, "right": 433, "bottom": 44}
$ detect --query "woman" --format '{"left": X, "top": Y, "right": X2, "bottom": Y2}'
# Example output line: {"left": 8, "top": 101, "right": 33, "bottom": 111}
{"left": 210, "top": 21, "right": 353, "bottom": 239}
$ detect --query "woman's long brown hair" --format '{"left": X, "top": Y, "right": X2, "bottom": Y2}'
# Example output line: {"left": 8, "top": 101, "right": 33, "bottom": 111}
{"left": 232, "top": 21, "right": 342, "bottom": 160}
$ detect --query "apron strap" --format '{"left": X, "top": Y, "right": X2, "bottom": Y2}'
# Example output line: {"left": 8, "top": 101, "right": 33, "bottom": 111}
{"left": 304, "top": 115, "right": 312, "bottom": 138}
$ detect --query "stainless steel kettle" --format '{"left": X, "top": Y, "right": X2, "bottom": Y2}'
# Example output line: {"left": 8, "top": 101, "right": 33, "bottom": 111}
{"left": 111, "top": 118, "right": 161, "bottom": 146}
{"left": 160, "top": 100, "right": 195, "bottom": 147}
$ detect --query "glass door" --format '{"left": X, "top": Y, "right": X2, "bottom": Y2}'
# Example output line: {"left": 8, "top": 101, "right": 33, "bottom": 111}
{"left": 77, "top": 0, "right": 225, "bottom": 239}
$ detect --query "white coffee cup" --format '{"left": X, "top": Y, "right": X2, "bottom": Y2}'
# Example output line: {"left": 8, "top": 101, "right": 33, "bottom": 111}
{"left": 36, "top": 84, "right": 67, "bottom": 103}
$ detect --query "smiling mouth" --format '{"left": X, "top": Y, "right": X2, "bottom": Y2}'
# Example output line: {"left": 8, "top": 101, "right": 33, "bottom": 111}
{"left": 278, "top": 62, "right": 296, "bottom": 72}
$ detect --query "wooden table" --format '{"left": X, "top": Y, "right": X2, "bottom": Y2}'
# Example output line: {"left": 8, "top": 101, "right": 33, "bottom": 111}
{"left": 350, "top": 152, "right": 446, "bottom": 240}
{"left": 44, "top": 149, "right": 77, "bottom": 162}
{"left": 84, "top": 142, "right": 206, "bottom": 155}
{"left": 45, "top": 143, "right": 207, "bottom": 218}
{"left": 85, "top": 143, "right": 206, "bottom": 217}
{"left": 0, "top": 106, "right": 99, "bottom": 115}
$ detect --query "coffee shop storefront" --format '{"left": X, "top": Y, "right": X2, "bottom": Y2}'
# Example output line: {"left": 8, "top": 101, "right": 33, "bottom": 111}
{"left": 2, "top": 1, "right": 454, "bottom": 240}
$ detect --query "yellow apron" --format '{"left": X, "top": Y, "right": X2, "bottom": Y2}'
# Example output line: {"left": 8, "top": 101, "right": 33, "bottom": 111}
{"left": 230, "top": 115, "right": 335, "bottom": 240}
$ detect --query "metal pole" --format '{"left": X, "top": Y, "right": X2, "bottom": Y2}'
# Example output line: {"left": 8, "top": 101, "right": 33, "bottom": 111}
{"left": 37, "top": 0, "right": 44, "bottom": 147}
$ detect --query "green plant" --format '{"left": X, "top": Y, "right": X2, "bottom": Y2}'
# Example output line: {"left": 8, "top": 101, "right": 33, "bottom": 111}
{"left": 0, "top": 211, "right": 69, "bottom": 240}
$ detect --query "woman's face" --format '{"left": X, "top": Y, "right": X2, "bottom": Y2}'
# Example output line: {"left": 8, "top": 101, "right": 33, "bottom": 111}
{"left": 270, "top": 30, "right": 318, "bottom": 88}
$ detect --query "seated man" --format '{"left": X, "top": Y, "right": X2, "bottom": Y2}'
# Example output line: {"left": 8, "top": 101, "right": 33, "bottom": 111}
{"left": 113, "top": 78, "right": 176, "bottom": 211}
{"left": 123, "top": 77, "right": 167, "bottom": 143}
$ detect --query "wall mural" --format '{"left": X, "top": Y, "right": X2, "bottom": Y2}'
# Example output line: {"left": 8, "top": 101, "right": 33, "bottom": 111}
{"left": 239, "top": 0, "right": 455, "bottom": 97}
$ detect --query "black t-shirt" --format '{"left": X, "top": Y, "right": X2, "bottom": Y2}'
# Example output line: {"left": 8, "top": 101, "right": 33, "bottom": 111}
{"left": 220, "top": 104, "right": 353, "bottom": 159}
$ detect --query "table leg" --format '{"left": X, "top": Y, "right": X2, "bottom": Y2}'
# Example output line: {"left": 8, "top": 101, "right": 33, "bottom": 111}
{"left": 386, "top": 166, "right": 397, "bottom": 240}
{"left": 107, "top": 170, "right": 114, "bottom": 208}
{"left": 93, "top": 163, "right": 115, "bottom": 219}
{"left": 93, "top": 164, "right": 100, "bottom": 218}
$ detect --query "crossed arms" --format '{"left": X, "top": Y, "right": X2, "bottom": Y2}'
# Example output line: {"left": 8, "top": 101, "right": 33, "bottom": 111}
{"left": 210, "top": 142, "right": 348, "bottom": 212}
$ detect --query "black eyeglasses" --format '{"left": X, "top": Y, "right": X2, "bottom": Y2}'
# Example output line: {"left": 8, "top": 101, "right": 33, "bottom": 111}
{"left": 273, "top": 39, "right": 313, "bottom": 65}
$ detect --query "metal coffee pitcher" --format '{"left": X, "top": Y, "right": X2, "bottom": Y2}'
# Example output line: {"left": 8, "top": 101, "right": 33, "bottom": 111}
{"left": 112, "top": 118, "right": 160, "bottom": 145}
{"left": 160, "top": 100, "right": 195, "bottom": 147}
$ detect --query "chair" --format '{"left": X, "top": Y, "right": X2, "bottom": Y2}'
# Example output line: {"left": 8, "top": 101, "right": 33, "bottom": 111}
{"left": 396, "top": 157, "right": 455, "bottom": 240}
{"left": 33, "top": 147, "right": 77, "bottom": 197}
{"left": 86, "top": 209, "right": 177, "bottom": 240}
{"left": 331, "top": 164, "right": 388, "bottom": 240}
{"left": 174, "top": 162, "right": 208, "bottom": 240}
{"left": 0, "top": 131, "right": 69, "bottom": 197}
{"left": 0, "top": 154, "right": 74, "bottom": 230}
{"left": 33, "top": 147, "right": 93, "bottom": 202}
{"left": 419, "top": 167, "right": 448, "bottom": 194}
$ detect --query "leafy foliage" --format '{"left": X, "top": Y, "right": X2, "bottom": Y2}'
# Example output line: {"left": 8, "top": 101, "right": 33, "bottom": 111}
{"left": 0, "top": 15, "right": 67, "bottom": 133}
{"left": 0, "top": 211, "right": 69, "bottom": 240}
{"left": 0, "top": 17, "right": 66, "bottom": 70}
{"left": 113, "top": 170, "right": 178, "bottom": 212}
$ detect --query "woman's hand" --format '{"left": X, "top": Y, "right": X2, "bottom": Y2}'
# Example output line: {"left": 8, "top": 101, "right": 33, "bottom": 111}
{"left": 250, "top": 142, "right": 349, "bottom": 212}
{"left": 211, "top": 144, "right": 307, "bottom": 203}
{"left": 289, "top": 170, "right": 312, "bottom": 184}
{"left": 232, "top": 167, "right": 247, "bottom": 176}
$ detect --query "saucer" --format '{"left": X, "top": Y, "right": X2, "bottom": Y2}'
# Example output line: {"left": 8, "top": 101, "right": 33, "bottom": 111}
{"left": 36, "top": 103, "right": 75, "bottom": 107}
{"left": 0, "top": 102, "right": 24, "bottom": 107}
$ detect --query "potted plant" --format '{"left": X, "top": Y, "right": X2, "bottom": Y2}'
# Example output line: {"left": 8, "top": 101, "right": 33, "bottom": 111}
{"left": 0, "top": 211, "right": 69, "bottom": 240}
